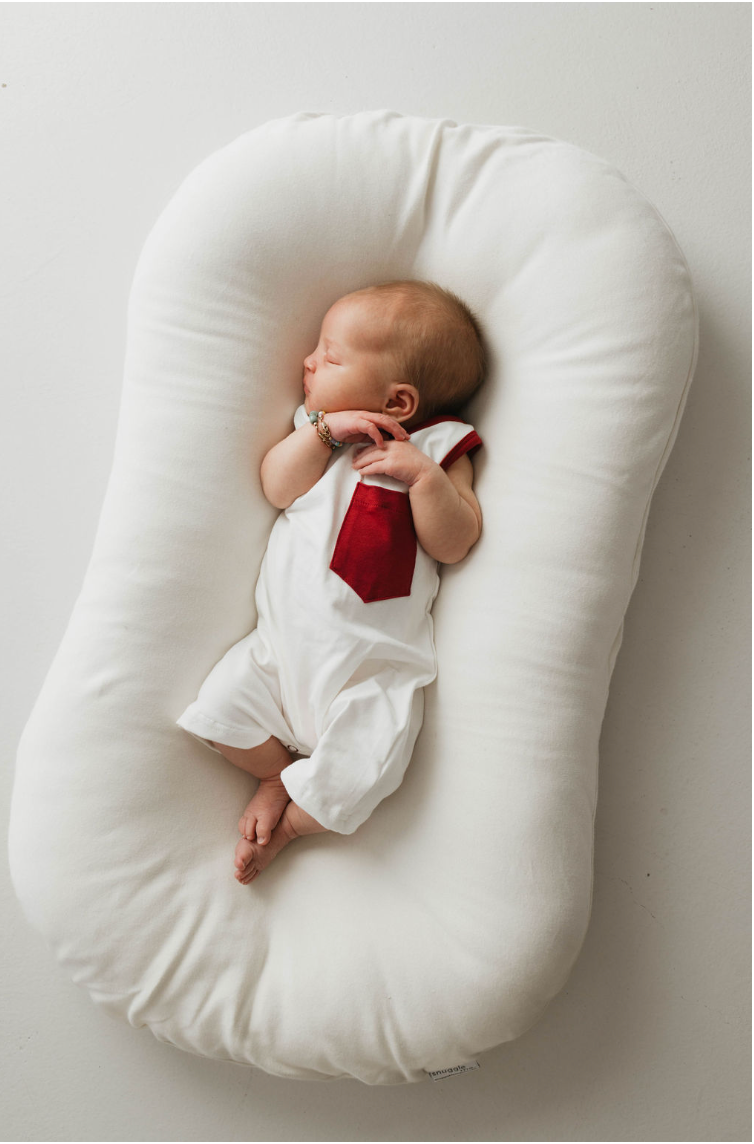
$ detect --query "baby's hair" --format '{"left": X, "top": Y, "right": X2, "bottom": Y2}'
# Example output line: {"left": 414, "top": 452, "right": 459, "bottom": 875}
{"left": 351, "top": 279, "right": 488, "bottom": 423}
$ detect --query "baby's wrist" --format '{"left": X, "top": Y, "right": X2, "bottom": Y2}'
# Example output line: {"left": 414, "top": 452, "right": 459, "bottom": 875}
{"left": 406, "top": 456, "right": 442, "bottom": 490}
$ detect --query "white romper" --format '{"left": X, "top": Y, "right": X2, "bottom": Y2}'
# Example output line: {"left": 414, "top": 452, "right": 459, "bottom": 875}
{"left": 176, "top": 404, "right": 482, "bottom": 834}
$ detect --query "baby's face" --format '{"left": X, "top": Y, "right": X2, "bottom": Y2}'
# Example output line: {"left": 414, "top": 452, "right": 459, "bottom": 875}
{"left": 302, "top": 295, "right": 395, "bottom": 416}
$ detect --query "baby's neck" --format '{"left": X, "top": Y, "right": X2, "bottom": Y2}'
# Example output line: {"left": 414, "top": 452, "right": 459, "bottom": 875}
{"left": 399, "top": 411, "right": 429, "bottom": 433}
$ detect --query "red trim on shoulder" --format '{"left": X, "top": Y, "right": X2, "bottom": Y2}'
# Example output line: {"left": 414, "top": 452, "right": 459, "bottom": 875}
{"left": 440, "top": 430, "right": 483, "bottom": 470}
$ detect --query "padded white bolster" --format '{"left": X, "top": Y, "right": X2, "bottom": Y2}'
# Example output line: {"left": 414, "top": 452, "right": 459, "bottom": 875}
{"left": 9, "top": 110, "right": 698, "bottom": 1085}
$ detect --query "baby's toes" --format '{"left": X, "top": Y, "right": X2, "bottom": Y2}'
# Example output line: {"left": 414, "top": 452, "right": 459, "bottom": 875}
{"left": 238, "top": 812, "right": 257, "bottom": 841}
{"left": 234, "top": 836, "right": 255, "bottom": 871}
{"left": 235, "top": 865, "right": 257, "bottom": 883}
{"left": 255, "top": 818, "right": 272, "bottom": 846}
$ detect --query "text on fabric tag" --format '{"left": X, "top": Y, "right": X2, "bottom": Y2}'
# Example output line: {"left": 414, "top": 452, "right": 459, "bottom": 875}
{"left": 425, "top": 1060, "right": 480, "bottom": 1082}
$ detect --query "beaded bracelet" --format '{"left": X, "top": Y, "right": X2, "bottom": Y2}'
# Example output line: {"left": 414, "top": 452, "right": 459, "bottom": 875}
{"left": 308, "top": 409, "right": 343, "bottom": 450}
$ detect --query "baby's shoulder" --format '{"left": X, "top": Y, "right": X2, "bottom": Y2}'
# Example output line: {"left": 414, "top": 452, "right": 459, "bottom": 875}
{"left": 409, "top": 413, "right": 482, "bottom": 470}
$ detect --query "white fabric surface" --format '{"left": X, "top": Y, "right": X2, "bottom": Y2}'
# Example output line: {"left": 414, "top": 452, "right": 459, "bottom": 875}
{"left": 176, "top": 404, "right": 482, "bottom": 834}
{"left": 8, "top": 109, "right": 698, "bottom": 1085}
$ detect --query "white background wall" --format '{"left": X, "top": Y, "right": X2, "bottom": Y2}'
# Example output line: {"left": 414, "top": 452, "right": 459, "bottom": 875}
{"left": 2, "top": 4, "right": 750, "bottom": 1141}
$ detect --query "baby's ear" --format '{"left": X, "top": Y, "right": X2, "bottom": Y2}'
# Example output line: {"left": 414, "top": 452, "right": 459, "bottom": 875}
{"left": 386, "top": 383, "right": 421, "bottom": 423}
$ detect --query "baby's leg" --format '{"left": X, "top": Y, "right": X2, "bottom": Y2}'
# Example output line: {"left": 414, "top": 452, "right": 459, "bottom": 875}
{"left": 279, "top": 667, "right": 426, "bottom": 836}
{"left": 210, "top": 736, "right": 292, "bottom": 846}
{"left": 234, "top": 799, "right": 328, "bottom": 885}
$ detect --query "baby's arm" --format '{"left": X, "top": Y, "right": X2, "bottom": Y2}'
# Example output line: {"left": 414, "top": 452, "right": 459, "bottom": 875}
{"left": 408, "top": 454, "right": 482, "bottom": 564}
{"left": 350, "top": 442, "right": 482, "bottom": 563}
{"left": 261, "top": 409, "right": 410, "bottom": 510}
{"left": 260, "top": 421, "right": 333, "bottom": 509}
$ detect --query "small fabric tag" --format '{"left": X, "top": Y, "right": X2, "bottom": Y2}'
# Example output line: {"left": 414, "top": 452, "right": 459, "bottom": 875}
{"left": 425, "top": 1060, "right": 480, "bottom": 1082}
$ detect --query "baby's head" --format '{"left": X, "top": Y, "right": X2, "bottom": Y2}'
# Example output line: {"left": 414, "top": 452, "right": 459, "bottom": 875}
{"left": 303, "top": 280, "right": 487, "bottom": 430}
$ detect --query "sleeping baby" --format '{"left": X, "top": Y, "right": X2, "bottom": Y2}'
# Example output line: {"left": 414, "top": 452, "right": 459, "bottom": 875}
{"left": 176, "top": 279, "right": 486, "bottom": 883}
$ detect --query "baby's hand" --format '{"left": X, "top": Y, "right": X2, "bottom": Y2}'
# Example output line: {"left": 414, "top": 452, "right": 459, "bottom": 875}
{"left": 351, "top": 439, "right": 435, "bottom": 487}
{"left": 322, "top": 410, "right": 410, "bottom": 448}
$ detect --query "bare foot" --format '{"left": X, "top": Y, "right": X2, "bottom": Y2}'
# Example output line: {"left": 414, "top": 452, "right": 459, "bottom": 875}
{"left": 234, "top": 801, "right": 328, "bottom": 884}
{"left": 238, "top": 774, "right": 291, "bottom": 846}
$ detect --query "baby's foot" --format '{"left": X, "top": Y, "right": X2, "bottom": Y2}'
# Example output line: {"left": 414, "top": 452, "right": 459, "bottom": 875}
{"left": 234, "top": 800, "right": 328, "bottom": 884}
{"left": 238, "top": 774, "right": 291, "bottom": 846}
{"left": 234, "top": 802, "right": 299, "bottom": 883}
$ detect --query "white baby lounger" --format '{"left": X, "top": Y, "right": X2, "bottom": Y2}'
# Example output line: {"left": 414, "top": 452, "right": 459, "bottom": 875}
{"left": 9, "top": 110, "right": 698, "bottom": 1085}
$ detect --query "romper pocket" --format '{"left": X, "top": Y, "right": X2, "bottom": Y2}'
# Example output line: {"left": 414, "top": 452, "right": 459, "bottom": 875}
{"left": 329, "top": 482, "right": 417, "bottom": 603}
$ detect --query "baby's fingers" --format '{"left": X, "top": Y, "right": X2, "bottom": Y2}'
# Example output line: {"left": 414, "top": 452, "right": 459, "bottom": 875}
{"left": 382, "top": 417, "right": 410, "bottom": 440}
